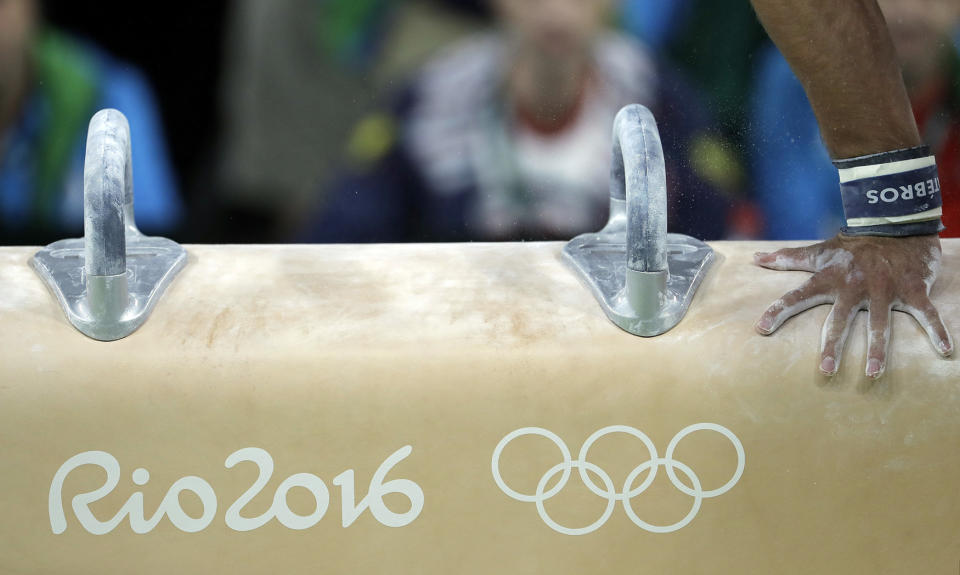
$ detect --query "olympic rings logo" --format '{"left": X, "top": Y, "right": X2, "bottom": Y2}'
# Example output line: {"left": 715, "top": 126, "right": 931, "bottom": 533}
{"left": 491, "top": 424, "right": 745, "bottom": 535}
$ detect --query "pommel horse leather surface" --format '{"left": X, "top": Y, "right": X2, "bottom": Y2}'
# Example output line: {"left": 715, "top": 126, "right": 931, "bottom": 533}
{"left": 0, "top": 241, "right": 958, "bottom": 574}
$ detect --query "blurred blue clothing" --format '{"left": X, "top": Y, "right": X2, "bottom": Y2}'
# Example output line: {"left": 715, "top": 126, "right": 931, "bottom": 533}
{"left": 619, "top": 0, "right": 688, "bottom": 52}
{"left": 749, "top": 46, "right": 844, "bottom": 240}
{"left": 0, "top": 31, "right": 181, "bottom": 243}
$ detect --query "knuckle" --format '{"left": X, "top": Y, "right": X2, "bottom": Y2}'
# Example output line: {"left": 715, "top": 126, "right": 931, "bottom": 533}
{"left": 782, "top": 291, "right": 805, "bottom": 306}
{"left": 921, "top": 303, "right": 941, "bottom": 319}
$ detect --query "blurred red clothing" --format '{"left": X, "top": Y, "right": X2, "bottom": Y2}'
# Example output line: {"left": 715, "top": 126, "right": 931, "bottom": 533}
{"left": 914, "top": 72, "right": 960, "bottom": 237}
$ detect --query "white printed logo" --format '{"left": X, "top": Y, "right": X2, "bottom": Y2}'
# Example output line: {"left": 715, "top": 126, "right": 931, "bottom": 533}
{"left": 491, "top": 424, "right": 745, "bottom": 535}
{"left": 49, "top": 446, "right": 423, "bottom": 534}
{"left": 865, "top": 177, "right": 940, "bottom": 204}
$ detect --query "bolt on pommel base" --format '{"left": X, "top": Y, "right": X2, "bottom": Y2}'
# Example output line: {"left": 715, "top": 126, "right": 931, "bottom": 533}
{"left": 30, "top": 109, "right": 186, "bottom": 341}
{"left": 563, "top": 104, "right": 713, "bottom": 337}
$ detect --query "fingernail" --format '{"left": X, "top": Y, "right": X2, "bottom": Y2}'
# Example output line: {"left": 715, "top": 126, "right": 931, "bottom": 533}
{"left": 866, "top": 358, "right": 883, "bottom": 378}
{"left": 820, "top": 356, "right": 837, "bottom": 375}
{"left": 753, "top": 252, "right": 768, "bottom": 262}
{"left": 756, "top": 318, "right": 773, "bottom": 334}
{"left": 939, "top": 341, "right": 953, "bottom": 355}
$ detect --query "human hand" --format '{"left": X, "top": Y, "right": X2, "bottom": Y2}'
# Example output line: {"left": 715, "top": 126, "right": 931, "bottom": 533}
{"left": 753, "top": 234, "right": 953, "bottom": 378}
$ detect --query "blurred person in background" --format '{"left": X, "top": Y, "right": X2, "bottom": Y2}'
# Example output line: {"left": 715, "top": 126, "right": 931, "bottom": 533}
{"left": 0, "top": 0, "right": 181, "bottom": 245}
{"left": 749, "top": 0, "right": 960, "bottom": 239}
{"left": 214, "top": 0, "right": 484, "bottom": 242}
{"left": 303, "top": 0, "right": 734, "bottom": 242}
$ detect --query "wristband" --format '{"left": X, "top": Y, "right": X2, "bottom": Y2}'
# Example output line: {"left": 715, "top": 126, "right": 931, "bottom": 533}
{"left": 834, "top": 145, "right": 944, "bottom": 237}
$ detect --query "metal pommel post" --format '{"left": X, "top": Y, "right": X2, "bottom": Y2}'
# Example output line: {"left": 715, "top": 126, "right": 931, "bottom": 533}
{"left": 563, "top": 104, "right": 714, "bottom": 336}
{"left": 30, "top": 109, "right": 187, "bottom": 341}
{"left": 84, "top": 109, "right": 132, "bottom": 326}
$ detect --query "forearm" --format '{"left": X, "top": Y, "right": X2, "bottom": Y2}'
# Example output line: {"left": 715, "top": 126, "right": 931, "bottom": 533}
{"left": 749, "top": 0, "right": 920, "bottom": 159}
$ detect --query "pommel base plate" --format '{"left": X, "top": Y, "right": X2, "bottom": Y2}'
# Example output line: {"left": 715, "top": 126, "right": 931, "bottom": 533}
{"left": 563, "top": 207, "right": 714, "bottom": 337}
{"left": 30, "top": 232, "right": 186, "bottom": 341}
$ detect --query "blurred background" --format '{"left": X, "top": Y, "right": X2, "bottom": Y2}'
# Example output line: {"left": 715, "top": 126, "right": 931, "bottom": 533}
{"left": 1, "top": 0, "right": 958, "bottom": 245}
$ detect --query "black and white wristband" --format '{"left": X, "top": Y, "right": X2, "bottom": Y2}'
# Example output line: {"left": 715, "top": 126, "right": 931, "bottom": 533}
{"left": 834, "top": 145, "right": 944, "bottom": 237}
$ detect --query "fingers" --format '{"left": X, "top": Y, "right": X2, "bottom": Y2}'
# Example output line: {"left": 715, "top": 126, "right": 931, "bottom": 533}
{"left": 755, "top": 276, "right": 831, "bottom": 335}
{"left": 866, "top": 301, "right": 892, "bottom": 378}
{"left": 896, "top": 296, "right": 954, "bottom": 357}
{"left": 820, "top": 298, "right": 863, "bottom": 376}
{"left": 754, "top": 245, "right": 823, "bottom": 272}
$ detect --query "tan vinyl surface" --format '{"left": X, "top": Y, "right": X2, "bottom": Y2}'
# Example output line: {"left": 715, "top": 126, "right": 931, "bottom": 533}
{"left": 0, "top": 241, "right": 958, "bottom": 574}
